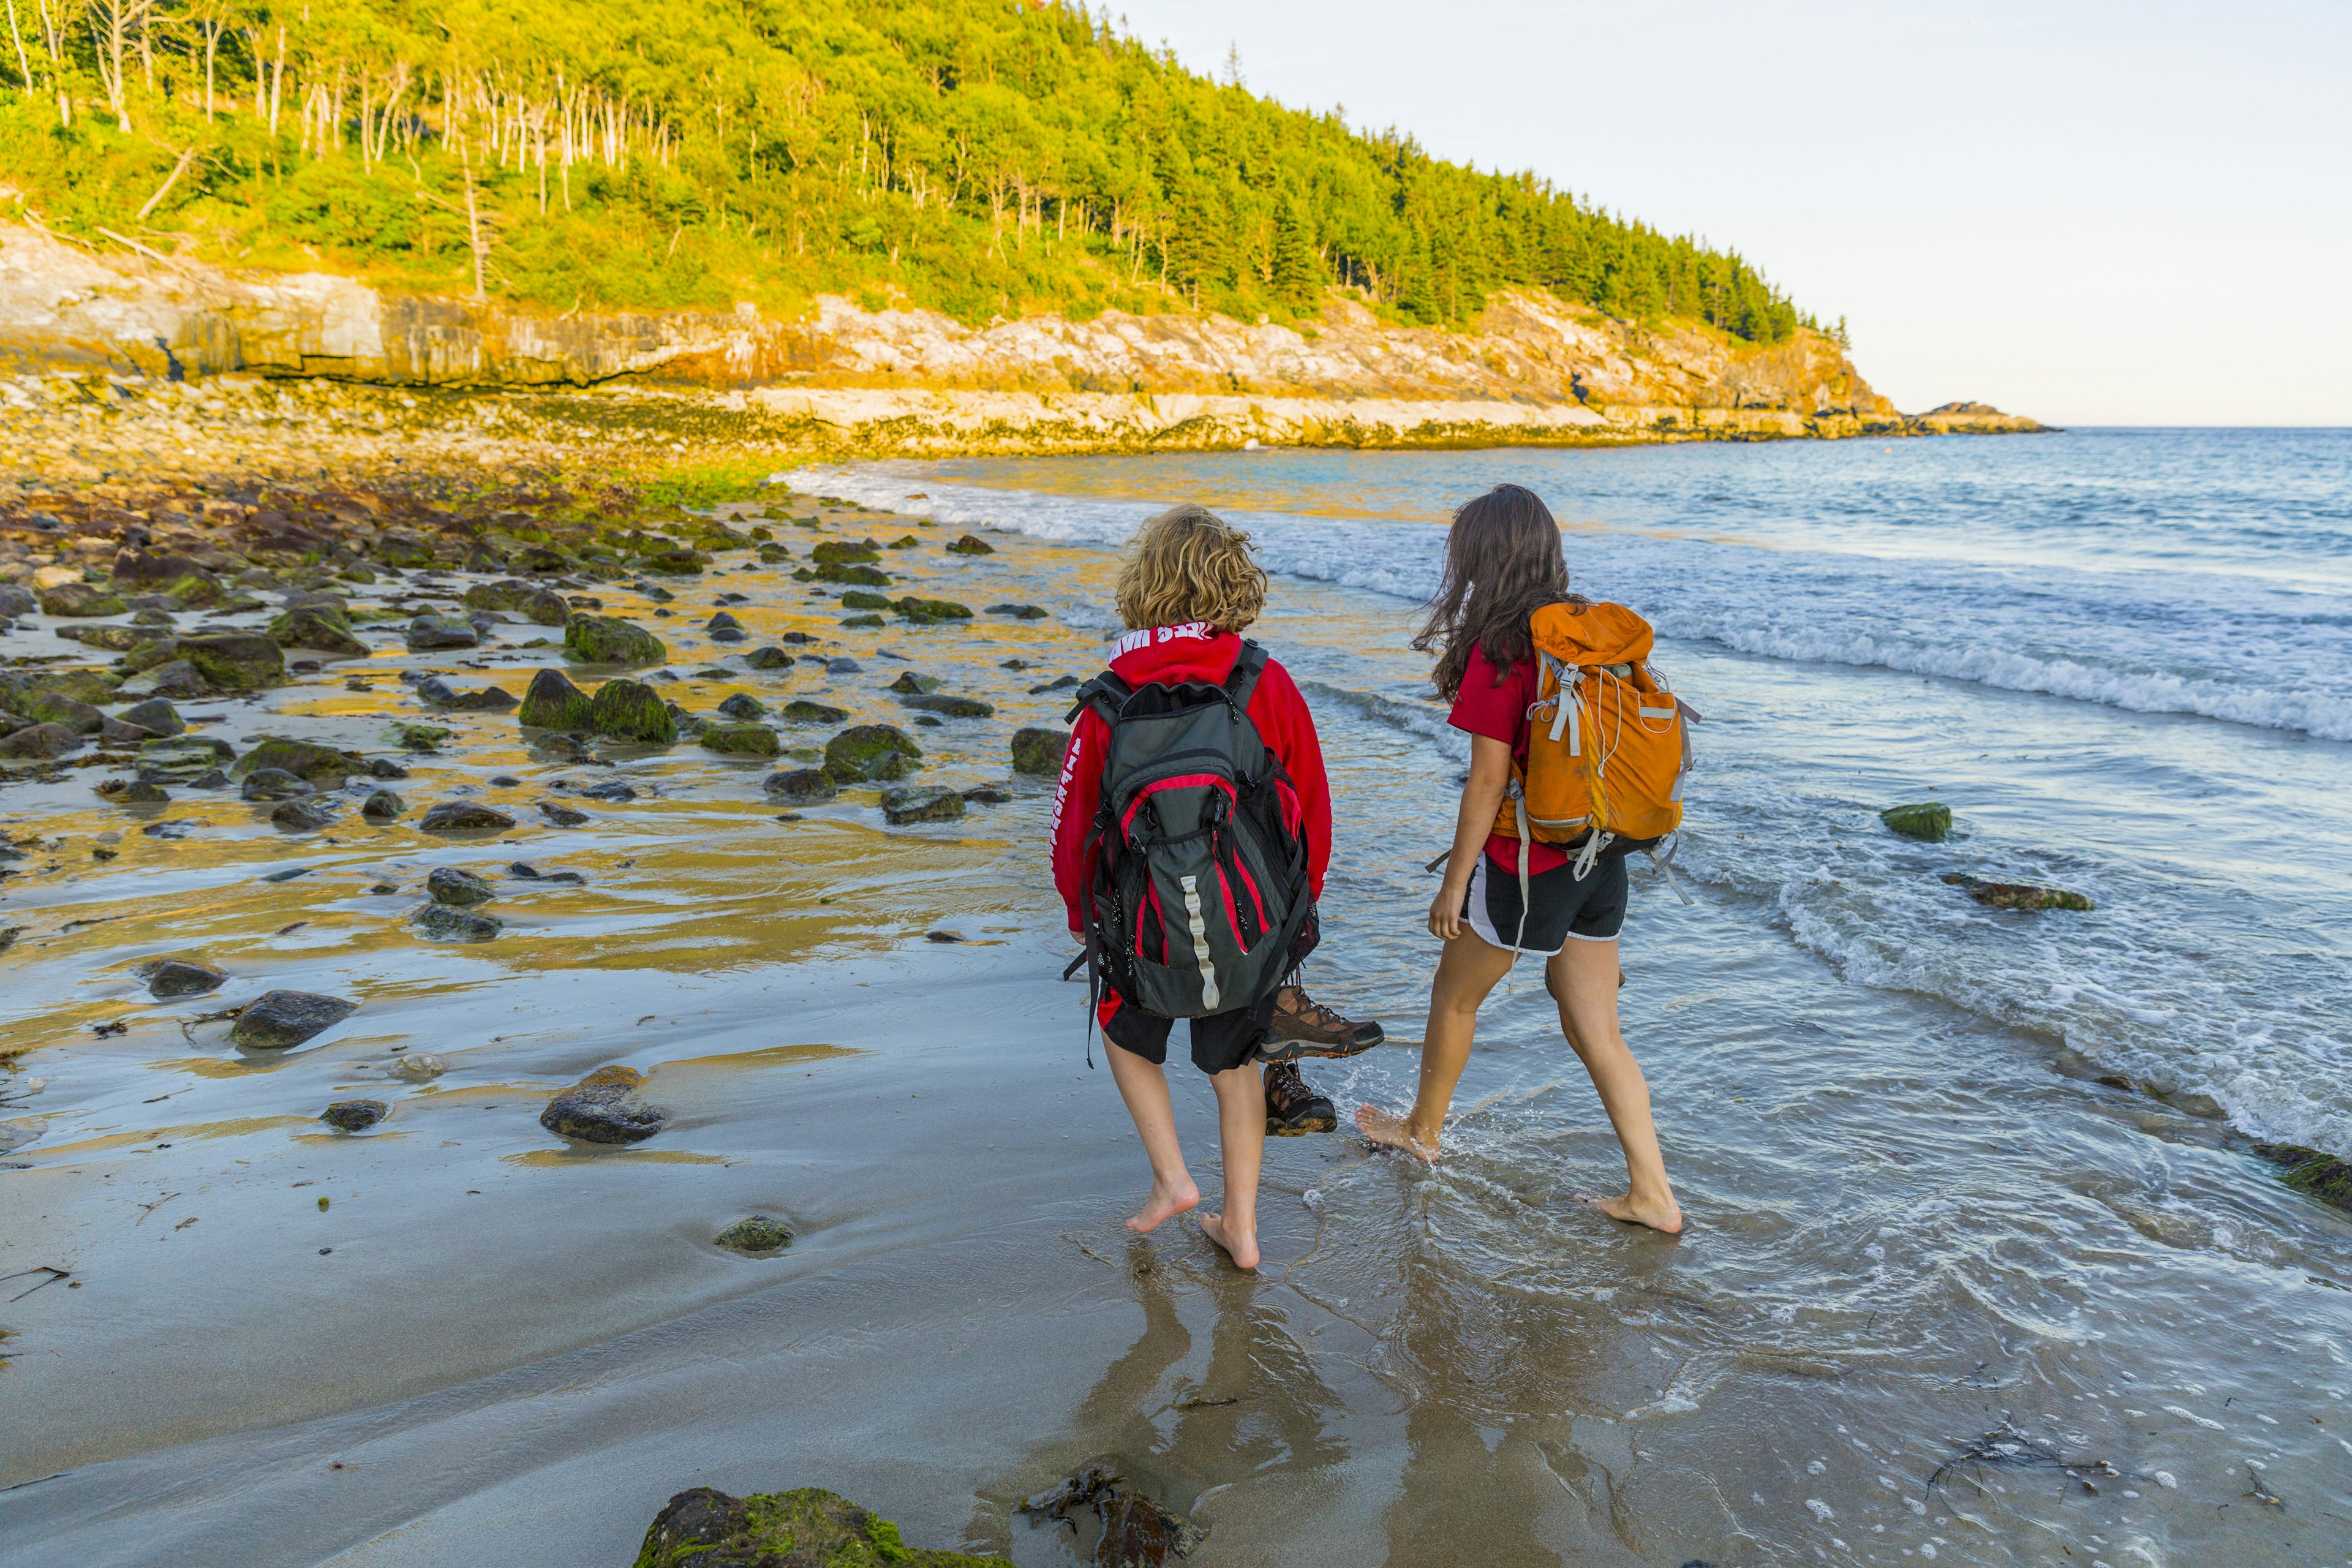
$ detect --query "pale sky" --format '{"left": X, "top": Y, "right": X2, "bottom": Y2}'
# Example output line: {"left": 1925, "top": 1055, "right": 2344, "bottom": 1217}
{"left": 1114, "top": 0, "right": 2351, "bottom": 426}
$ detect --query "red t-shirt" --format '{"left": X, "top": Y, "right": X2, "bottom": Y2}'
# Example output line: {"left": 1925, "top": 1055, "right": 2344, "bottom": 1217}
{"left": 1447, "top": 642, "right": 1572, "bottom": 876}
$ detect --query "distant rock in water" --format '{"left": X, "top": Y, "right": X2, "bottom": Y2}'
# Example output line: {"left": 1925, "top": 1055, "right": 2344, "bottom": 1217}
{"left": 881, "top": 785, "right": 965, "bottom": 824}
{"left": 946, "top": 533, "right": 995, "bottom": 555}
{"left": 714, "top": 1215, "right": 793, "bottom": 1256}
{"left": 426, "top": 867, "right": 495, "bottom": 906}
{"left": 565, "top": 612, "right": 666, "bottom": 666}
{"left": 1942, "top": 873, "right": 2094, "bottom": 911}
{"left": 1912, "top": 401, "right": 2050, "bottom": 434}
{"left": 541, "top": 1065, "right": 666, "bottom": 1145}
{"left": 270, "top": 797, "right": 336, "bottom": 831}
{"left": 636, "top": 1487, "right": 1008, "bottom": 1568}
{"left": 241, "top": 767, "right": 314, "bottom": 802}
{"left": 321, "top": 1099, "right": 388, "bottom": 1133}
{"left": 763, "top": 768, "right": 835, "bottom": 805}
{"left": 587, "top": 677, "right": 677, "bottom": 744}
{"left": 138, "top": 958, "right": 225, "bottom": 998}
{"left": 519, "top": 668, "right": 595, "bottom": 729}
{"left": 231, "top": 990, "right": 358, "bottom": 1050}
{"left": 1880, "top": 802, "right": 1951, "bottom": 842}
{"left": 413, "top": 904, "right": 502, "bottom": 941}
{"left": 419, "top": 801, "right": 516, "bottom": 832}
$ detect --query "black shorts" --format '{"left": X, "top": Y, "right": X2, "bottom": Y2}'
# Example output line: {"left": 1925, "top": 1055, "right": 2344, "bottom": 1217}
{"left": 1101, "top": 988, "right": 1277, "bottom": 1076}
{"left": 1464, "top": 850, "right": 1627, "bottom": 955}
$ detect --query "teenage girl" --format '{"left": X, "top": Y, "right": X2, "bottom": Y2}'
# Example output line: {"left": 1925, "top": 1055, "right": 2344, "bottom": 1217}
{"left": 1357, "top": 484, "right": 1683, "bottom": 1234}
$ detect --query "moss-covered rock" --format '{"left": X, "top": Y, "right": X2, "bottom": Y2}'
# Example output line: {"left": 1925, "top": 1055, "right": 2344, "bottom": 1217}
{"left": 391, "top": 722, "right": 454, "bottom": 753}
{"left": 700, "top": 722, "right": 781, "bottom": 758}
{"left": 812, "top": 540, "right": 881, "bottom": 565}
{"left": 840, "top": 589, "right": 893, "bottom": 611}
{"left": 1940, "top": 873, "right": 2094, "bottom": 911}
{"left": 565, "top": 612, "right": 667, "bottom": 666}
{"left": 895, "top": 597, "right": 973, "bottom": 623}
{"left": 413, "top": 905, "right": 503, "bottom": 941}
{"left": 58, "top": 624, "right": 147, "bottom": 651}
{"left": 2252, "top": 1142, "right": 2352, "bottom": 1213}
{"left": 899, "top": 693, "right": 994, "bottom": 719}
{"left": 541, "top": 1065, "right": 666, "bottom": 1144}
{"left": 813, "top": 562, "right": 891, "bottom": 586}
{"left": 405, "top": 614, "right": 481, "bottom": 651}
{"left": 519, "top": 668, "right": 595, "bottom": 729}
{"left": 268, "top": 605, "right": 370, "bottom": 657}
{"left": 0, "top": 721, "right": 81, "bottom": 759}
{"left": 744, "top": 646, "right": 792, "bottom": 670}
{"left": 714, "top": 1215, "right": 793, "bottom": 1256}
{"left": 233, "top": 737, "right": 357, "bottom": 788}
{"left": 179, "top": 632, "right": 285, "bottom": 690}
{"left": 635, "top": 1487, "right": 1011, "bottom": 1568}
{"left": 881, "top": 785, "right": 966, "bottom": 824}
{"left": 590, "top": 678, "right": 678, "bottom": 744}
{"left": 643, "top": 547, "right": 707, "bottom": 576}
{"left": 427, "top": 867, "right": 495, "bottom": 907}
{"left": 824, "top": 724, "right": 922, "bottom": 782}
{"left": 762, "top": 768, "right": 837, "bottom": 805}
{"left": 1011, "top": 726, "right": 1069, "bottom": 776}
{"left": 419, "top": 801, "right": 517, "bottom": 832}
{"left": 37, "top": 582, "right": 127, "bottom": 617}
{"left": 780, "top": 699, "right": 849, "bottom": 725}
{"left": 21, "top": 690, "right": 103, "bottom": 732}
{"left": 465, "top": 579, "right": 570, "bottom": 625}
{"left": 230, "top": 989, "right": 357, "bottom": 1050}
{"left": 321, "top": 1099, "right": 388, "bottom": 1132}
{"left": 1880, "top": 802, "right": 1951, "bottom": 842}
{"left": 946, "top": 533, "right": 996, "bottom": 556}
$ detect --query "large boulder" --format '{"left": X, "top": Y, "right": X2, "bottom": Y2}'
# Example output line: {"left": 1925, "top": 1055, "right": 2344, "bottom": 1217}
{"left": 589, "top": 678, "right": 676, "bottom": 744}
{"left": 635, "top": 1487, "right": 1009, "bottom": 1568}
{"left": 230, "top": 990, "right": 358, "bottom": 1050}
{"left": 178, "top": 633, "right": 284, "bottom": 690}
{"left": 518, "top": 668, "right": 595, "bottom": 729}
{"left": 824, "top": 725, "right": 922, "bottom": 782}
{"left": 540, "top": 1065, "right": 666, "bottom": 1145}
{"left": 565, "top": 613, "right": 666, "bottom": 666}
{"left": 0, "top": 722, "right": 82, "bottom": 760}
{"left": 37, "top": 582, "right": 127, "bottom": 617}
{"left": 1011, "top": 726, "right": 1069, "bottom": 776}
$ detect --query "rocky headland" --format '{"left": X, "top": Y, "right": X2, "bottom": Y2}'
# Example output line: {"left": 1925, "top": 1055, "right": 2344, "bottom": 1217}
{"left": 0, "top": 224, "right": 2042, "bottom": 475}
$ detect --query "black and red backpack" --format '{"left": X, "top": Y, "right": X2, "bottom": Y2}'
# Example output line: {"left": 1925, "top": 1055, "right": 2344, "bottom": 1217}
{"left": 1065, "top": 641, "right": 1319, "bottom": 1031}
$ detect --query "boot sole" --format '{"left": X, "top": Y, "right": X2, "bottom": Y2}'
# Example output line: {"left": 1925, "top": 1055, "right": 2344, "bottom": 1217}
{"left": 1268, "top": 1108, "right": 1338, "bottom": 1135}
{"left": 1254, "top": 1032, "right": 1382, "bottom": 1065}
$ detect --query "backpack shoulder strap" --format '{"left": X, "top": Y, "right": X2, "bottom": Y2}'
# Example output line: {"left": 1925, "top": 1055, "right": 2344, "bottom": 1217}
{"left": 1067, "top": 669, "right": 1132, "bottom": 726}
{"left": 1222, "top": 640, "right": 1272, "bottom": 710}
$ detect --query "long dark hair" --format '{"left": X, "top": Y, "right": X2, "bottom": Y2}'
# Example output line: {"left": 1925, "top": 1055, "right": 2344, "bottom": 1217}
{"left": 1414, "top": 484, "right": 1584, "bottom": 699}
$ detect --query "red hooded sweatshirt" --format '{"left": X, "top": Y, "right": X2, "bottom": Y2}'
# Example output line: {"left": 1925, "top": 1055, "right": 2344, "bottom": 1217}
{"left": 1050, "top": 623, "right": 1331, "bottom": 936}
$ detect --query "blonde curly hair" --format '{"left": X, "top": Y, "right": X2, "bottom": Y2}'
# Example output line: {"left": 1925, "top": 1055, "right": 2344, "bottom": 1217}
{"left": 1114, "top": 503, "right": 1267, "bottom": 633}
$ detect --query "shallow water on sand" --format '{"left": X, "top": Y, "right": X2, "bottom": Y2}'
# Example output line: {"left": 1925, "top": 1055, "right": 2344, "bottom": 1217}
{"left": 5, "top": 445, "right": 2351, "bottom": 1567}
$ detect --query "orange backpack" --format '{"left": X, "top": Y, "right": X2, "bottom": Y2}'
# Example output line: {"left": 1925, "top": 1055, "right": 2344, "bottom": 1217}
{"left": 1493, "top": 601, "right": 1696, "bottom": 905}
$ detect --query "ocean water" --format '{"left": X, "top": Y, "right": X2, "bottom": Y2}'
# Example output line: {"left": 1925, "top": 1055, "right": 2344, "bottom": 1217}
{"left": 797, "top": 431, "right": 2352, "bottom": 1161}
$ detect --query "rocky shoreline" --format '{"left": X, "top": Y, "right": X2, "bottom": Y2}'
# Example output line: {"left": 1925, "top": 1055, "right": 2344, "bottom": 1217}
{"left": 2, "top": 222, "right": 2043, "bottom": 469}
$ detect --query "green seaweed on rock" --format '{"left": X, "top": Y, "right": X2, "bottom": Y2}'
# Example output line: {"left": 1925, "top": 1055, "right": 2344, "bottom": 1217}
{"left": 634, "top": 1487, "right": 1009, "bottom": 1568}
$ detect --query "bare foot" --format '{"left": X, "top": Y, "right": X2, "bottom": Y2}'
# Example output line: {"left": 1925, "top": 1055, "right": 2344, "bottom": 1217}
{"left": 1126, "top": 1176, "right": 1199, "bottom": 1235}
{"left": 1197, "top": 1210, "right": 1260, "bottom": 1270}
{"left": 1578, "top": 1190, "right": 1684, "bottom": 1235}
{"left": 1355, "top": 1103, "right": 1441, "bottom": 1162}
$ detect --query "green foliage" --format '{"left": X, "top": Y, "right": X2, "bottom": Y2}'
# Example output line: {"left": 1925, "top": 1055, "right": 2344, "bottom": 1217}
{"left": 0, "top": 0, "right": 1806, "bottom": 341}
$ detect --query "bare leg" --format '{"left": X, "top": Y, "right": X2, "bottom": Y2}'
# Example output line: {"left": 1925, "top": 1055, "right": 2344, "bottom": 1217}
{"left": 1104, "top": 1039, "right": 1199, "bottom": 1233}
{"left": 1547, "top": 938, "right": 1683, "bottom": 1234}
{"left": 1357, "top": 932, "right": 1515, "bottom": 1159}
{"left": 1197, "top": 1063, "right": 1264, "bottom": 1269}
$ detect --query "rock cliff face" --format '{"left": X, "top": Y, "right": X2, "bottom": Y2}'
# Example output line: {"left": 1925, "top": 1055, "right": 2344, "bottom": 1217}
{"left": 0, "top": 224, "right": 2039, "bottom": 454}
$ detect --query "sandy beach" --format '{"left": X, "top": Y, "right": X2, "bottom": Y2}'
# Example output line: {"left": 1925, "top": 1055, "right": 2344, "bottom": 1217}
{"left": 4, "top": 440, "right": 2350, "bottom": 1567}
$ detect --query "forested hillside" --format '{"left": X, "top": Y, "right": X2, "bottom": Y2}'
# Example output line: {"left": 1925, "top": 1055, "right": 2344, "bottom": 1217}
{"left": 1, "top": 0, "right": 1809, "bottom": 342}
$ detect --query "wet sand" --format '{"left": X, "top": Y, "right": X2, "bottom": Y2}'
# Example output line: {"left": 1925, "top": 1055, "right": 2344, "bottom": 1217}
{"left": 5, "top": 488, "right": 2351, "bottom": 1567}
